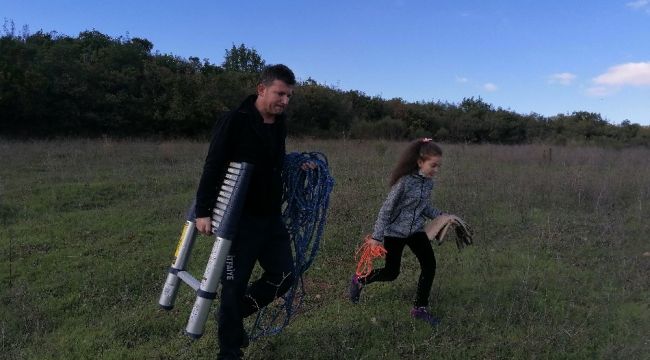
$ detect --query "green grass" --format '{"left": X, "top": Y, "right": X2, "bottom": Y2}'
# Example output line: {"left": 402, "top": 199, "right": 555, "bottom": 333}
{"left": 1, "top": 139, "right": 648, "bottom": 359}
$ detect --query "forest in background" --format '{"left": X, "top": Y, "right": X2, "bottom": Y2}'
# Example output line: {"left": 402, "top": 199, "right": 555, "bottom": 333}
{"left": 1, "top": 22, "right": 649, "bottom": 146}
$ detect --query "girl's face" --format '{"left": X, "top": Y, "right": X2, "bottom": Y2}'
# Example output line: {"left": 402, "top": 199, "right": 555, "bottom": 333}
{"left": 417, "top": 155, "right": 442, "bottom": 178}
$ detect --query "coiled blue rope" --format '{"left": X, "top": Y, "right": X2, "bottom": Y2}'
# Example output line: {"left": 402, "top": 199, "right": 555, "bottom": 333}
{"left": 249, "top": 151, "right": 335, "bottom": 339}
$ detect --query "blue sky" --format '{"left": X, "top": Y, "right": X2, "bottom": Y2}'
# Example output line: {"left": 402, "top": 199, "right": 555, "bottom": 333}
{"left": 3, "top": 0, "right": 650, "bottom": 125}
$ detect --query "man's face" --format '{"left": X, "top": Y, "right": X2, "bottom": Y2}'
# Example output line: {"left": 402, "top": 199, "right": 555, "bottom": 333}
{"left": 256, "top": 80, "right": 294, "bottom": 120}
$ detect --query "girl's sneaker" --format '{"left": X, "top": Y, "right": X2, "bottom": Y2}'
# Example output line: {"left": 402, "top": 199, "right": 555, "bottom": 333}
{"left": 410, "top": 306, "right": 440, "bottom": 325}
{"left": 349, "top": 274, "right": 363, "bottom": 303}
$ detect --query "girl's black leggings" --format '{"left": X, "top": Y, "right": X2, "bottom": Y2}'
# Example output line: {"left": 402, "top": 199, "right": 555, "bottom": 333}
{"left": 361, "top": 231, "right": 436, "bottom": 307}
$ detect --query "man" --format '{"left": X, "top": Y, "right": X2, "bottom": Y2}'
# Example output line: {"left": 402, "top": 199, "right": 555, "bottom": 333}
{"left": 194, "top": 64, "right": 297, "bottom": 359}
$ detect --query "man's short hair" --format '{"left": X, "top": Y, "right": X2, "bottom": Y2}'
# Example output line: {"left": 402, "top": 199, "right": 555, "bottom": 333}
{"left": 259, "top": 64, "right": 296, "bottom": 86}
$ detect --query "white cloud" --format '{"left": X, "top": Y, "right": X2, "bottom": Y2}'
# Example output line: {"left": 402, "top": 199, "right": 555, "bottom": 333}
{"left": 549, "top": 72, "right": 577, "bottom": 85}
{"left": 483, "top": 83, "right": 498, "bottom": 92}
{"left": 593, "top": 62, "right": 650, "bottom": 86}
{"left": 586, "top": 61, "right": 650, "bottom": 97}
{"left": 456, "top": 76, "right": 469, "bottom": 83}
{"left": 586, "top": 86, "right": 617, "bottom": 97}
{"left": 626, "top": 0, "right": 649, "bottom": 9}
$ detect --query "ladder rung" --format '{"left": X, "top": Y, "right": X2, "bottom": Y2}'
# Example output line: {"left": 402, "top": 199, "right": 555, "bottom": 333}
{"left": 177, "top": 271, "right": 200, "bottom": 291}
{"left": 227, "top": 168, "right": 242, "bottom": 175}
{"left": 218, "top": 190, "right": 232, "bottom": 199}
{"left": 215, "top": 202, "right": 228, "bottom": 211}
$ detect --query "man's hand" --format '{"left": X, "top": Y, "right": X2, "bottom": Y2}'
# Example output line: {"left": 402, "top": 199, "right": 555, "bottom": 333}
{"left": 300, "top": 161, "right": 317, "bottom": 171}
{"left": 195, "top": 217, "right": 212, "bottom": 235}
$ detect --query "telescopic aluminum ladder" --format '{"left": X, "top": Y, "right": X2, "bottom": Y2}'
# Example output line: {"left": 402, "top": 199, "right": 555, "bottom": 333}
{"left": 158, "top": 162, "right": 253, "bottom": 339}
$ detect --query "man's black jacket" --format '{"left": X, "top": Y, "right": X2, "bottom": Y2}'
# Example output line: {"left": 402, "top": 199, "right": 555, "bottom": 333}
{"left": 195, "top": 95, "right": 286, "bottom": 218}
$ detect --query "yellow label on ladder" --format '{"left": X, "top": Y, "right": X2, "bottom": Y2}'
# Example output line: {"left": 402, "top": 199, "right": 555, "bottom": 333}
{"left": 174, "top": 223, "right": 190, "bottom": 260}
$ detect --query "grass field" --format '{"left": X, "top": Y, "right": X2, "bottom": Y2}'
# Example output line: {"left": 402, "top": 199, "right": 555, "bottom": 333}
{"left": 1, "top": 139, "right": 648, "bottom": 359}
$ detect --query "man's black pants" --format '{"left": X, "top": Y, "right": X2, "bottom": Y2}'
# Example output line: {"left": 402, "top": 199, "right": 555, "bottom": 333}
{"left": 216, "top": 214, "right": 295, "bottom": 357}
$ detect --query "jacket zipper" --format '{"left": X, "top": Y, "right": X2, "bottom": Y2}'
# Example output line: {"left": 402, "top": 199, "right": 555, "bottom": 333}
{"left": 409, "top": 176, "right": 424, "bottom": 235}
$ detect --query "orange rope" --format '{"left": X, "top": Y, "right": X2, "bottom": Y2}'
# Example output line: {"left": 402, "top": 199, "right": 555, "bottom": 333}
{"left": 354, "top": 235, "right": 387, "bottom": 278}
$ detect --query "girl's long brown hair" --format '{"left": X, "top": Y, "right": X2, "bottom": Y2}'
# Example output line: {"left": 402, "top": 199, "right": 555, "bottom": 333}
{"left": 388, "top": 139, "right": 443, "bottom": 186}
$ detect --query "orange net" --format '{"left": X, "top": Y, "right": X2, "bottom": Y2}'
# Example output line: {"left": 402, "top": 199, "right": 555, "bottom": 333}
{"left": 354, "top": 235, "right": 387, "bottom": 278}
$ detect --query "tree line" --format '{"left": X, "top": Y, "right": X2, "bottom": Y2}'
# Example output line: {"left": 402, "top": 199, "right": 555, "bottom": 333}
{"left": 1, "top": 24, "right": 648, "bottom": 146}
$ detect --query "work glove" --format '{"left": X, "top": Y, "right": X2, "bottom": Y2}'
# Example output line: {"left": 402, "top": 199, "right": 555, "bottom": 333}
{"left": 425, "top": 214, "right": 474, "bottom": 250}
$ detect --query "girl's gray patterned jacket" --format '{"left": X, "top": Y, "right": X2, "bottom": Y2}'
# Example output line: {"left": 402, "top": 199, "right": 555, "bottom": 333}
{"left": 372, "top": 172, "right": 442, "bottom": 242}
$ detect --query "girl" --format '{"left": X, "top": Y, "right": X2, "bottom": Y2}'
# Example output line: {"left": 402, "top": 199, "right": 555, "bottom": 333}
{"left": 349, "top": 138, "right": 444, "bottom": 325}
